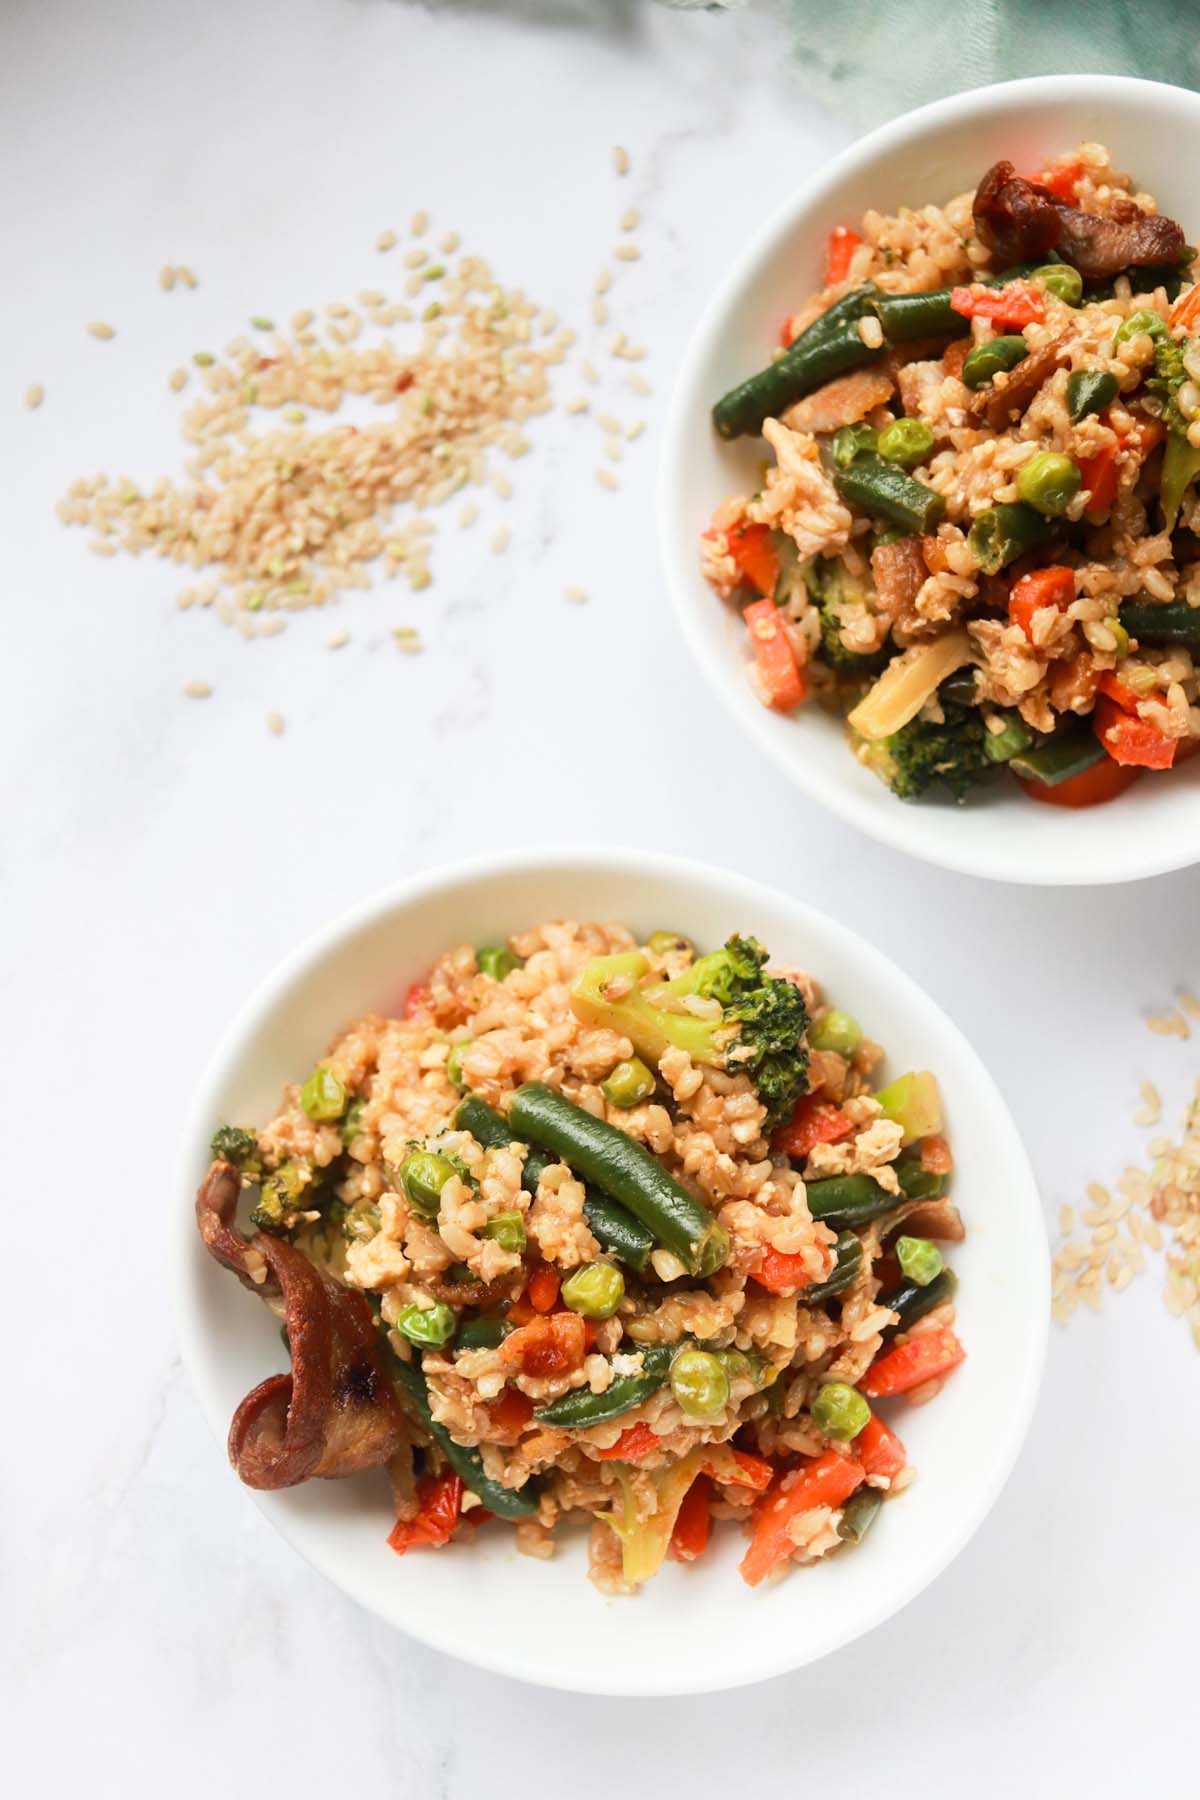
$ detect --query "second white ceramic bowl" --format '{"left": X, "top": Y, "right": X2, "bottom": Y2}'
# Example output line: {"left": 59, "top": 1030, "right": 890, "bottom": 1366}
{"left": 660, "top": 75, "right": 1200, "bottom": 885}
{"left": 175, "top": 849, "right": 1047, "bottom": 1694}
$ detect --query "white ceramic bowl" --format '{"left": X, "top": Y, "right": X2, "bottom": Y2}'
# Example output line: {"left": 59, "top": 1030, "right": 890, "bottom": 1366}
{"left": 175, "top": 849, "right": 1046, "bottom": 1694}
{"left": 660, "top": 75, "right": 1200, "bottom": 886}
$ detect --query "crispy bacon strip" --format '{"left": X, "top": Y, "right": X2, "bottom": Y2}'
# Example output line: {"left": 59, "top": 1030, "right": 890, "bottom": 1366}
{"left": 973, "top": 160, "right": 1185, "bottom": 281}
{"left": 968, "top": 332, "right": 1068, "bottom": 430}
{"left": 196, "top": 1161, "right": 408, "bottom": 1490}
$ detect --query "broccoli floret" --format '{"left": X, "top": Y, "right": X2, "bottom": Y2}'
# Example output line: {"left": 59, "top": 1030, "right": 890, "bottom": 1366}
{"left": 1147, "top": 336, "right": 1200, "bottom": 525}
{"left": 209, "top": 1124, "right": 261, "bottom": 1173}
{"left": 250, "top": 1158, "right": 317, "bottom": 1234}
{"left": 856, "top": 702, "right": 991, "bottom": 803}
{"left": 572, "top": 936, "right": 809, "bottom": 1127}
{"left": 807, "top": 556, "right": 889, "bottom": 676}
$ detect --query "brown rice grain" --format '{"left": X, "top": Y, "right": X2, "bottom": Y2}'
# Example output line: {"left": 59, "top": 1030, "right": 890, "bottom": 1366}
{"left": 376, "top": 229, "right": 397, "bottom": 253}
{"left": 159, "top": 266, "right": 176, "bottom": 292}
{"left": 410, "top": 210, "right": 429, "bottom": 237}
{"left": 613, "top": 145, "right": 630, "bottom": 175}
{"left": 266, "top": 709, "right": 285, "bottom": 735}
{"left": 87, "top": 321, "right": 116, "bottom": 340}
{"left": 183, "top": 679, "right": 212, "bottom": 698}
{"left": 595, "top": 468, "right": 619, "bottom": 491}
{"left": 614, "top": 244, "right": 641, "bottom": 263}
{"left": 24, "top": 383, "right": 44, "bottom": 410}
{"left": 177, "top": 266, "right": 198, "bottom": 289}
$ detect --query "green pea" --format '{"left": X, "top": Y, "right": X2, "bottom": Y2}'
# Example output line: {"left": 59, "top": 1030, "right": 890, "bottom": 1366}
{"left": 560, "top": 1260, "right": 625, "bottom": 1319}
{"left": 670, "top": 1347, "right": 731, "bottom": 1419}
{"left": 1066, "top": 368, "right": 1119, "bottom": 422}
{"left": 300, "top": 1065, "right": 347, "bottom": 1122}
{"left": 339, "top": 1098, "right": 366, "bottom": 1144}
{"left": 1107, "top": 619, "right": 1130, "bottom": 658}
{"left": 1113, "top": 308, "right": 1168, "bottom": 347}
{"left": 477, "top": 944, "right": 521, "bottom": 981}
{"left": 483, "top": 1210, "right": 526, "bottom": 1253}
{"left": 895, "top": 1235, "right": 945, "bottom": 1287}
{"left": 715, "top": 1347, "right": 772, "bottom": 1390}
{"left": 602, "top": 1055, "right": 656, "bottom": 1109}
{"left": 399, "top": 1149, "right": 457, "bottom": 1217}
{"left": 876, "top": 417, "right": 935, "bottom": 468}
{"left": 961, "top": 335, "right": 1028, "bottom": 390}
{"left": 833, "top": 422, "right": 878, "bottom": 468}
{"left": 809, "top": 1008, "right": 863, "bottom": 1057}
{"left": 982, "top": 712, "right": 1034, "bottom": 764}
{"left": 395, "top": 1301, "right": 456, "bottom": 1348}
{"left": 645, "top": 930, "right": 693, "bottom": 958}
{"left": 1016, "top": 450, "right": 1081, "bottom": 517}
{"left": 446, "top": 1039, "right": 472, "bottom": 1092}
{"left": 1033, "top": 263, "right": 1083, "bottom": 305}
{"left": 811, "top": 1381, "right": 871, "bottom": 1440}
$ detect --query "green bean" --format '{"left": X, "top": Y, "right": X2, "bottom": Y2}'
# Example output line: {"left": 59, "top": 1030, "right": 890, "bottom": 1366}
{"left": 868, "top": 288, "right": 968, "bottom": 342}
{"left": 876, "top": 417, "right": 935, "bottom": 469}
{"left": 1016, "top": 451, "right": 1081, "bottom": 517}
{"left": 454, "top": 1317, "right": 512, "bottom": 1351}
{"left": 669, "top": 1348, "right": 730, "bottom": 1419}
{"left": 561, "top": 1261, "right": 625, "bottom": 1319}
{"left": 510, "top": 1083, "right": 729, "bottom": 1277}
{"left": 833, "top": 422, "right": 879, "bottom": 468}
{"left": 712, "top": 316, "right": 886, "bottom": 440}
{"left": 1119, "top": 600, "right": 1200, "bottom": 647}
{"left": 811, "top": 1381, "right": 871, "bottom": 1439}
{"left": 879, "top": 1268, "right": 958, "bottom": 1341}
{"left": 477, "top": 944, "right": 521, "bottom": 981}
{"left": 982, "top": 712, "right": 1035, "bottom": 764}
{"left": 798, "top": 1231, "right": 864, "bottom": 1303}
{"left": 833, "top": 457, "right": 946, "bottom": 534}
{"left": 837, "top": 1488, "right": 883, "bottom": 1544}
{"left": 602, "top": 1056, "right": 656, "bottom": 1109}
{"left": 895, "top": 1235, "right": 944, "bottom": 1286}
{"left": 1066, "top": 368, "right": 1119, "bottom": 423}
{"left": 808, "top": 1009, "right": 863, "bottom": 1056}
{"left": 804, "top": 1157, "right": 949, "bottom": 1230}
{"left": 388, "top": 1351, "right": 539, "bottom": 1518}
{"left": 895, "top": 1155, "right": 951, "bottom": 1201}
{"left": 1033, "top": 263, "right": 1083, "bottom": 305}
{"left": 453, "top": 1094, "right": 654, "bottom": 1270}
{"left": 966, "top": 502, "right": 1056, "bottom": 574}
{"left": 300, "top": 1066, "right": 347, "bottom": 1121}
{"left": 533, "top": 1346, "right": 672, "bottom": 1428}
{"left": 961, "top": 335, "right": 1027, "bottom": 390}
{"left": 1009, "top": 729, "right": 1106, "bottom": 786}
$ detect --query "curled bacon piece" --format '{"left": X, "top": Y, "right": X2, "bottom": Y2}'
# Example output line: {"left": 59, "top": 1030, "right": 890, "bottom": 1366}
{"left": 196, "top": 1161, "right": 408, "bottom": 1490}
{"left": 973, "top": 160, "right": 1185, "bottom": 281}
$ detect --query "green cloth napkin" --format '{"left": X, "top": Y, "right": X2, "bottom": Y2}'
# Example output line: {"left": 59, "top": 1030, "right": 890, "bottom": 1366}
{"left": 656, "top": 0, "right": 1200, "bottom": 125}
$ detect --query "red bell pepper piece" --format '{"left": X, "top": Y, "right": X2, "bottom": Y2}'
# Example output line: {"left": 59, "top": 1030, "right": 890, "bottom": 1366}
{"left": 498, "top": 1312, "right": 586, "bottom": 1380}
{"left": 824, "top": 226, "right": 863, "bottom": 287}
{"left": 1093, "top": 693, "right": 1177, "bottom": 769}
{"left": 1096, "top": 669, "right": 1140, "bottom": 711}
{"left": 1078, "top": 441, "right": 1119, "bottom": 517}
{"left": 780, "top": 312, "right": 804, "bottom": 348}
{"left": 854, "top": 1412, "right": 906, "bottom": 1480}
{"left": 950, "top": 280, "right": 1045, "bottom": 328}
{"left": 489, "top": 1388, "right": 534, "bottom": 1435}
{"left": 1030, "top": 159, "right": 1084, "bottom": 203}
{"left": 861, "top": 1325, "right": 966, "bottom": 1397}
{"left": 743, "top": 598, "right": 805, "bottom": 712}
{"left": 1019, "top": 759, "right": 1140, "bottom": 807}
{"left": 387, "top": 1471, "right": 463, "bottom": 1555}
{"left": 728, "top": 522, "right": 780, "bottom": 598}
{"left": 740, "top": 1450, "right": 866, "bottom": 1586}
{"left": 723, "top": 1449, "right": 776, "bottom": 1492}
{"left": 596, "top": 1421, "right": 661, "bottom": 1461}
{"left": 1008, "top": 564, "right": 1075, "bottom": 640}
{"left": 669, "top": 1476, "right": 713, "bottom": 1562}
{"left": 754, "top": 1248, "right": 815, "bottom": 1295}
{"left": 525, "top": 1265, "right": 561, "bottom": 1313}
{"left": 771, "top": 1093, "right": 855, "bottom": 1160}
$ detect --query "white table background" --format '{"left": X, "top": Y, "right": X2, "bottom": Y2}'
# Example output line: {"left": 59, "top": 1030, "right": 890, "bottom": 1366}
{"left": 4, "top": 2, "right": 1196, "bottom": 1792}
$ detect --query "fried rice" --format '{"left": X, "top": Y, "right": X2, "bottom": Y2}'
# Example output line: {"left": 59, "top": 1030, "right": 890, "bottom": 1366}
{"left": 198, "top": 918, "right": 965, "bottom": 1592}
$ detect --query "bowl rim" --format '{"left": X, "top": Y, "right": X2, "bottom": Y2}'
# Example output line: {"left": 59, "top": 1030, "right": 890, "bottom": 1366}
{"left": 659, "top": 72, "right": 1200, "bottom": 888}
{"left": 173, "top": 845, "right": 1048, "bottom": 1694}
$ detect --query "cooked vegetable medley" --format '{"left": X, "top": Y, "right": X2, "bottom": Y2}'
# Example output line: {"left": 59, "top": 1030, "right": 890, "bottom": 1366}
{"left": 702, "top": 144, "right": 1200, "bottom": 806}
{"left": 198, "top": 919, "right": 965, "bottom": 1591}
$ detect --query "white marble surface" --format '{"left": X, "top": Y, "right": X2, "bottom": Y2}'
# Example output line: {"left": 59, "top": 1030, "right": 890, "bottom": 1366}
{"left": 3, "top": 1, "right": 1197, "bottom": 1792}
